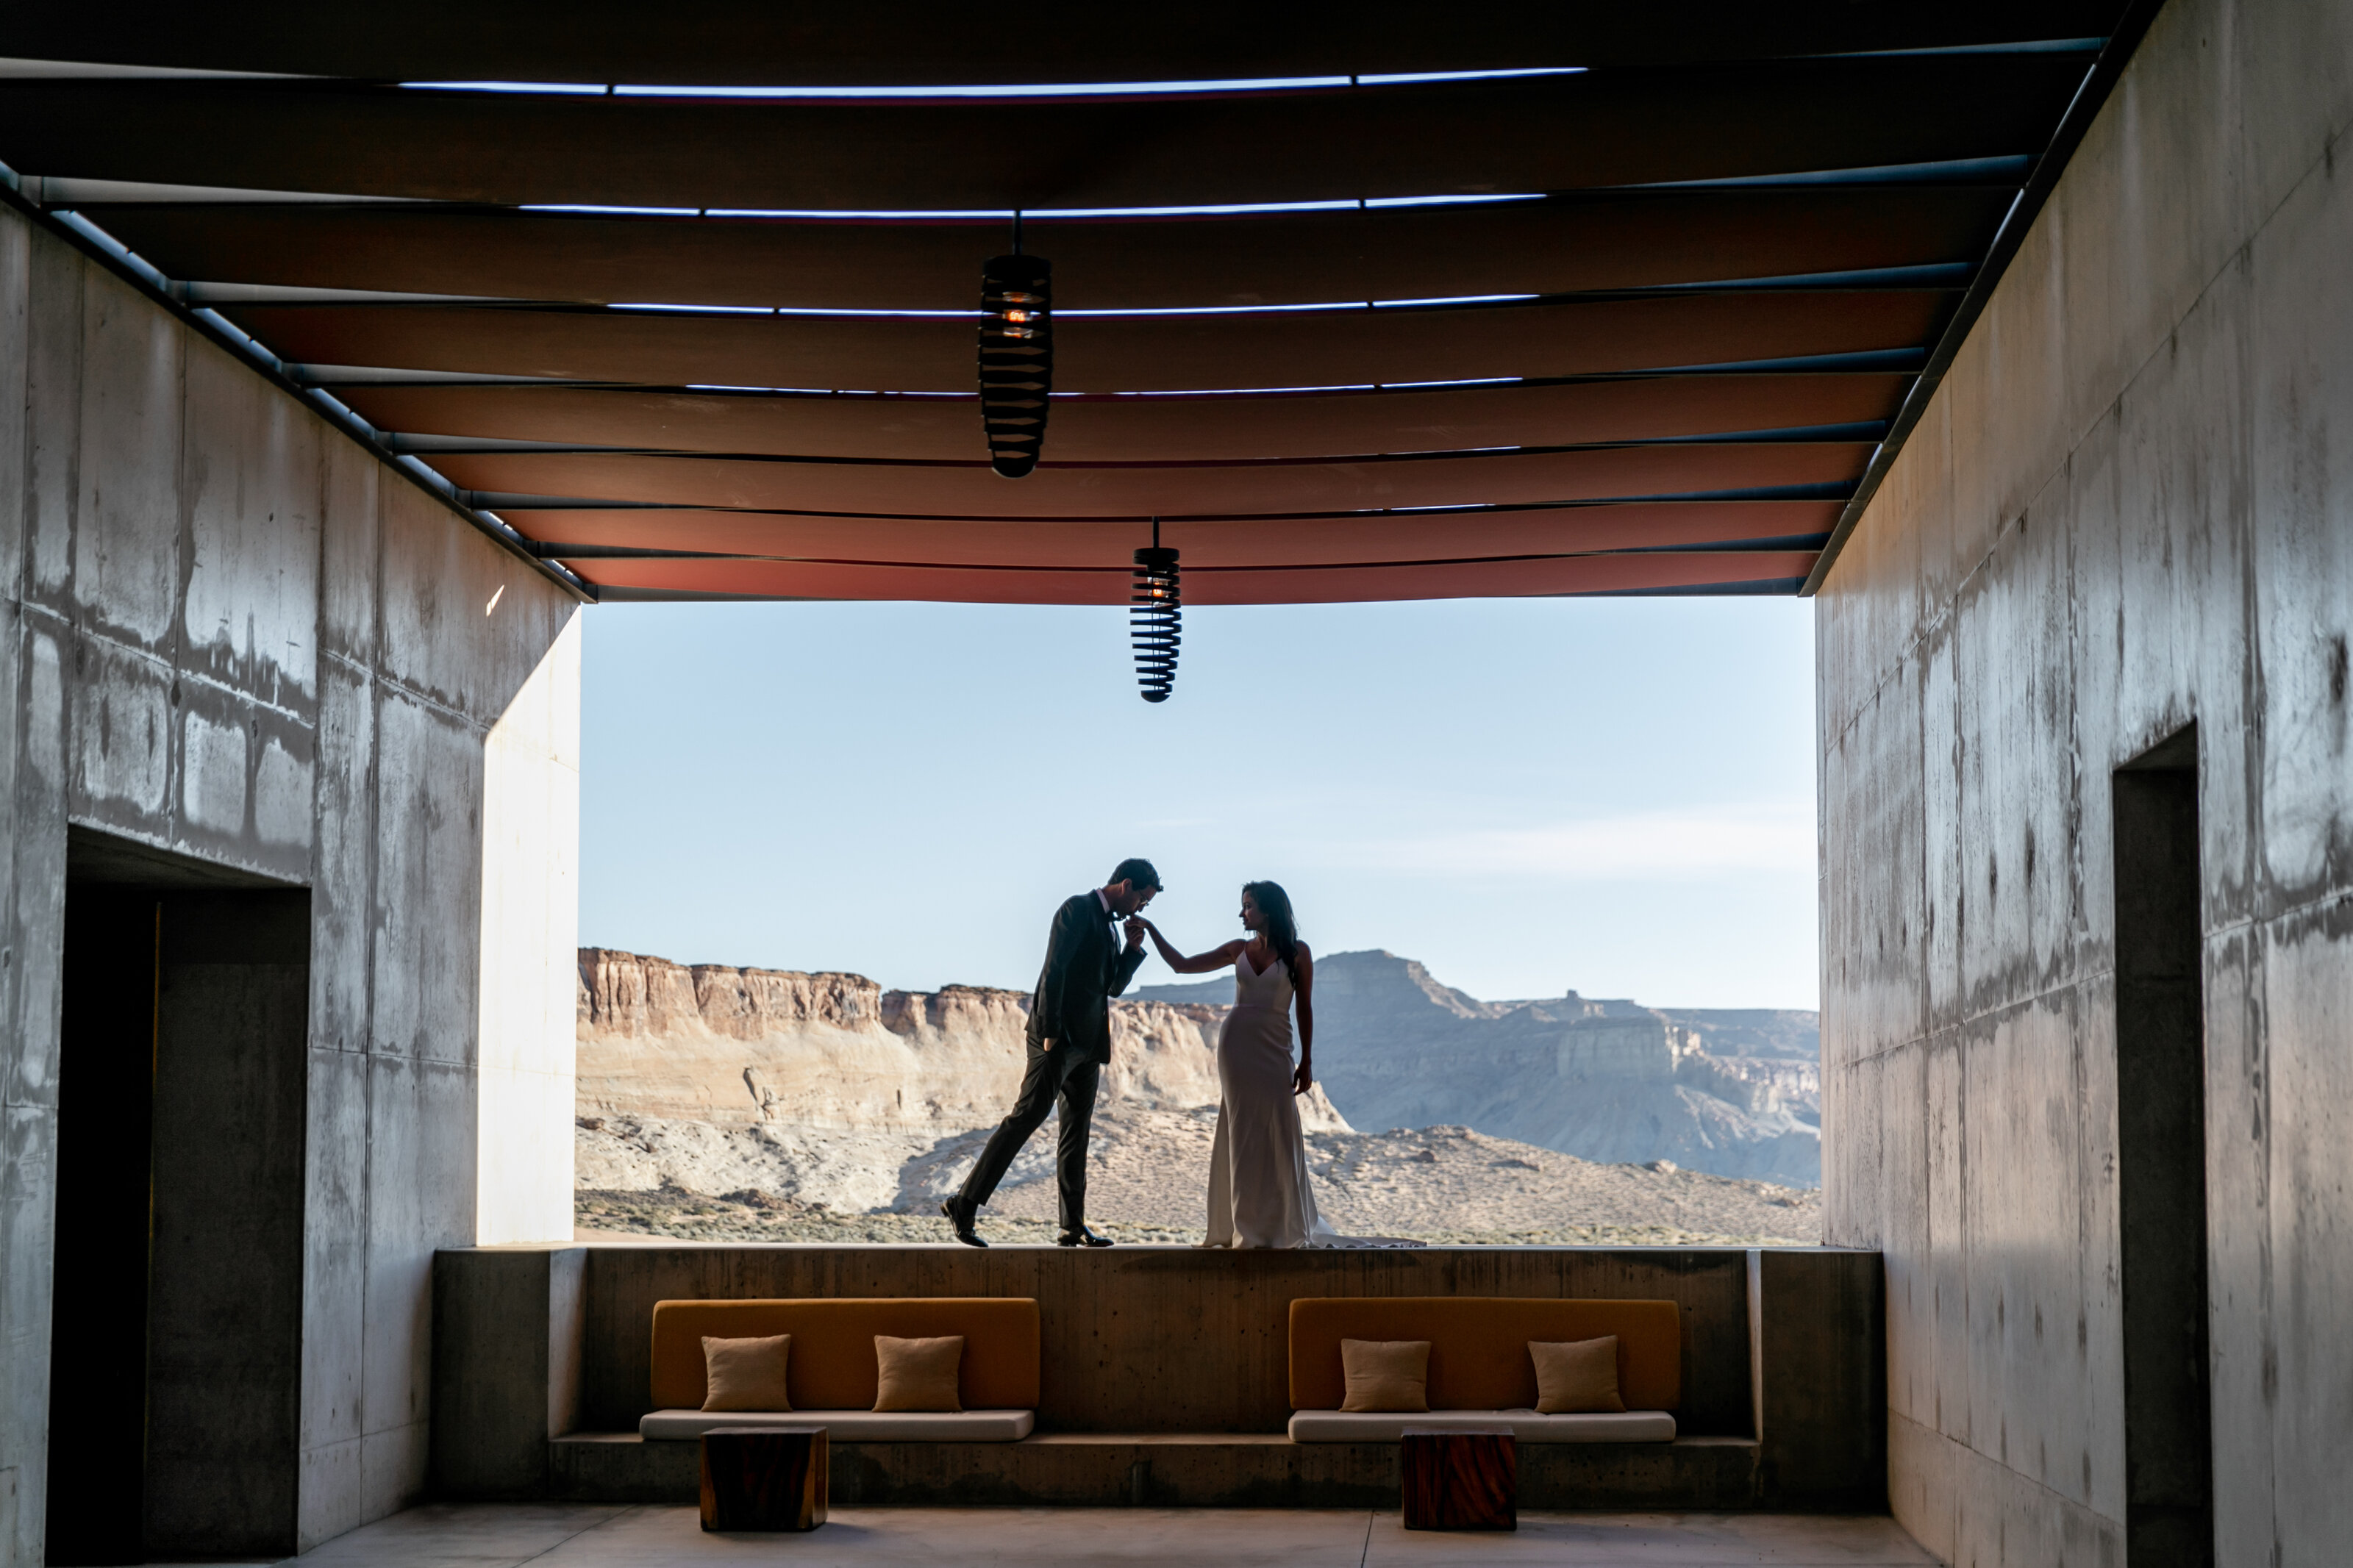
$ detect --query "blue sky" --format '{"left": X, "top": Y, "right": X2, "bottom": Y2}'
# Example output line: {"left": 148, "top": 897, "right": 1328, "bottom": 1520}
{"left": 578, "top": 595, "right": 1819, "bottom": 1009}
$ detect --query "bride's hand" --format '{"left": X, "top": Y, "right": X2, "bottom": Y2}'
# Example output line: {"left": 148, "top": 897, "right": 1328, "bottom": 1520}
{"left": 1292, "top": 1059, "right": 1314, "bottom": 1097}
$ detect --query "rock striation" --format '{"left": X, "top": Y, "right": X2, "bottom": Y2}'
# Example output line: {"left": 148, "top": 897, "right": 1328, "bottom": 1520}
{"left": 576, "top": 947, "right": 1349, "bottom": 1133}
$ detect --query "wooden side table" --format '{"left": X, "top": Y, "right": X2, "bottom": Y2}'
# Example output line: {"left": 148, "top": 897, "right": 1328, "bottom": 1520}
{"left": 700, "top": 1425, "right": 829, "bottom": 1532}
{"left": 1400, "top": 1425, "right": 1516, "bottom": 1531}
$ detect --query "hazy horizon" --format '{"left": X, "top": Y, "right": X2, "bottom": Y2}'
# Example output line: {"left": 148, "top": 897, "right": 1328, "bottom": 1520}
{"left": 579, "top": 595, "right": 1819, "bottom": 1009}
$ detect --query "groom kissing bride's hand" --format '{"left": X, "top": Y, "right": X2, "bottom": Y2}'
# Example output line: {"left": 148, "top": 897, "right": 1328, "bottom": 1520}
{"left": 941, "top": 859, "right": 1160, "bottom": 1247}
{"left": 943, "top": 866, "right": 1407, "bottom": 1253}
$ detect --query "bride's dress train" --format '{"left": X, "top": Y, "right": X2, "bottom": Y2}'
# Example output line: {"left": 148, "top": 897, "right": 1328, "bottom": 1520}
{"left": 1202, "top": 952, "right": 1415, "bottom": 1249}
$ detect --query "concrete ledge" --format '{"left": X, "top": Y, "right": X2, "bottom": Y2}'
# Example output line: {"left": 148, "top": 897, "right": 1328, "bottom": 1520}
{"left": 442, "top": 1245, "right": 1876, "bottom": 1508}
{"left": 548, "top": 1431, "right": 1763, "bottom": 1508}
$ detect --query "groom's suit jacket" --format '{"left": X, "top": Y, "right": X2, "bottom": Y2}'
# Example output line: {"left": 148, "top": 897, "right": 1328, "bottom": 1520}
{"left": 1026, "top": 892, "right": 1148, "bottom": 1064}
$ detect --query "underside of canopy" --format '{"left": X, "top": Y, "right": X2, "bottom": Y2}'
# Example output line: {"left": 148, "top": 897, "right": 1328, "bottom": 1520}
{"left": 0, "top": 5, "right": 2152, "bottom": 603}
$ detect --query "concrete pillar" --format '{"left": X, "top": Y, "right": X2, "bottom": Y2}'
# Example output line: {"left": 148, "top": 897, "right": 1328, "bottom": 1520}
{"left": 429, "top": 1245, "right": 585, "bottom": 1497}
{"left": 1747, "top": 1247, "right": 1886, "bottom": 1509}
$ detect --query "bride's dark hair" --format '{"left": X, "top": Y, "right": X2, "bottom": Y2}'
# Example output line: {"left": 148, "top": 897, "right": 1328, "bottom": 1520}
{"left": 1243, "top": 880, "right": 1302, "bottom": 986}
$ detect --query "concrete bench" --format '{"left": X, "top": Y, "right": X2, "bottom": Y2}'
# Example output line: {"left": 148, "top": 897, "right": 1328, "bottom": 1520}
{"left": 1285, "top": 1297, "right": 1681, "bottom": 1444}
{"left": 638, "top": 1297, "right": 1038, "bottom": 1443}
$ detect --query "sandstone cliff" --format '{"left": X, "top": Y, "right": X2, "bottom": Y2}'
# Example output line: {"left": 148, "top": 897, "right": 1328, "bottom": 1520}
{"left": 576, "top": 948, "right": 1350, "bottom": 1134}
{"left": 1139, "top": 951, "right": 1822, "bottom": 1184}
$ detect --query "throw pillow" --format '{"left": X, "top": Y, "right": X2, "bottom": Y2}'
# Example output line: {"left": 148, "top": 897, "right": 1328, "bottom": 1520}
{"left": 1530, "top": 1336, "right": 1627, "bottom": 1414}
{"left": 874, "top": 1334, "right": 965, "bottom": 1412}
{"left": 700, "top": 1333, "right": 793, "bottom": 1412}
{"left": 1338, "top": 1338, "right": 1432, "bottom": 1412}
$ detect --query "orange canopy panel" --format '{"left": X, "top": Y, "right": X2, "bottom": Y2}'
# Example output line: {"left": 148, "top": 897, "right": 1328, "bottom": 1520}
{"left": 504, "top": 501, "right": 1840, "bottom": 568}
{"left": 571, "top": 550, "right": 1821, "bottom": 605}
{"left": 343, "top": 375, "right": 1909, "bottom": 464}
{"left": 0, "top": 58, "right": 2081, "bottom": 209}
{"left": 4, "top": 5, "right": 2130, "bottom": 87}
{"left": 88, "top": 189, "right": 2007, "bottom": 313}
{"left": 433, "top": 443, "right": 1871, "bottom": 516}
{"left": 231, "top": 291, "right": 1947, "bottom": 393}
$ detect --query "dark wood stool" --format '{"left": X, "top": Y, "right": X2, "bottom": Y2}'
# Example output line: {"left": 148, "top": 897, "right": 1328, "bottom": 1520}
{"left": 1400, "top": 1425, "right": 1516, "bottom": 1531}
{"left": 700, "top": 1425, "right": 829, "bottom": 1532}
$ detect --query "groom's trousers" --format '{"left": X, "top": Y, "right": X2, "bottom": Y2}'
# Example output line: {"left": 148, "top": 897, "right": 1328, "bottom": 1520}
{"left": 957, "top": 1039, "right": 1100, "bottom": 1232}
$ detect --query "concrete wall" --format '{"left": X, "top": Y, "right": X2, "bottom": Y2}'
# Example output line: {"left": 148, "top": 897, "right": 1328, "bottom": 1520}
{"left": 0, "top": 201, "right": 584, "bottom": 1564}
{"left": 1815, "top": 0, "right": 2353, "bottom": 1561}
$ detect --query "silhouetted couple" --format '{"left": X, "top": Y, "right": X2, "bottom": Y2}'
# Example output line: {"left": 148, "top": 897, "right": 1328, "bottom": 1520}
{"left": 943, "top": 858, "right": 1348, "bottom": 1249}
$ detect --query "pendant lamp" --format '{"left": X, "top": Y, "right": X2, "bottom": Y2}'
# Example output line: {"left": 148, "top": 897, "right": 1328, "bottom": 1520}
{"left": 979, "top": 222, "right": 1051, "bottom": 477}
{"left": 1132, "top": 518, "right": 1181, "bottom": 703}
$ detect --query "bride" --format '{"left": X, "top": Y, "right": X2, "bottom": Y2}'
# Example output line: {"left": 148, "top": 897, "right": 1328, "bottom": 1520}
{"left": 1141, "top": 881, "right": 1354, "bottom": 1249}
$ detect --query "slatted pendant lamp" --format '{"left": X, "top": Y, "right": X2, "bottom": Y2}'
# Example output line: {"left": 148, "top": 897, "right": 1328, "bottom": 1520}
{"left": 979, "top": 229, "right": 1051, "bottom": 477}
{"left": 1132, "top": 518, "right": 1181, "bottom": 703}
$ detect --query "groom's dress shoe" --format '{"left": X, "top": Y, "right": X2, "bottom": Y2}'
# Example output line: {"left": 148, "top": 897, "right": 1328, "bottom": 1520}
{"left": 1057, "top": 1225, "right": 1114, "bottom": 1248}
{"left": 942, "top": 1198, "right": 988, "bottom": 1248}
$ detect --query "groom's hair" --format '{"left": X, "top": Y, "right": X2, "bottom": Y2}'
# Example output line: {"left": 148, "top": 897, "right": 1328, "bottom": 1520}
{"left": 1108, "top": 857, "right": 1163, "bottom": 891}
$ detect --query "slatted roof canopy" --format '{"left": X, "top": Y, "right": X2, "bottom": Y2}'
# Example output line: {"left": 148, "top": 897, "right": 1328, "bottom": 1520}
{"left": 0, "top": 6, "right": 2149, "bottom": 604}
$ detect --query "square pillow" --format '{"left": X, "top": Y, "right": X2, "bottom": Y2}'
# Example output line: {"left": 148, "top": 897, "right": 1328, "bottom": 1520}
{"left": 1338, "top": 1338, "right": 1431, "bottom": 1413}
{"left": 1530, "top": 1335, "right": 1627, "bottom": 1414}
{"left": 874, "top": 1334, "right": 965, "bottom": 1412}
{"left": 700, "top": 1333, "right": 793, "bottom": 1412}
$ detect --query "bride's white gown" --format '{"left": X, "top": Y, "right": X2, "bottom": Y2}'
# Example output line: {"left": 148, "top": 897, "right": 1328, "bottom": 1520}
{"left": 1202, "top": 951, "right": 1346, "bottom": 1248}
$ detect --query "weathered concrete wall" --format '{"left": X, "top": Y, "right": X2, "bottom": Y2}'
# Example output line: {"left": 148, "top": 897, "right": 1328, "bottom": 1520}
{"left": 0, "top": 201, "right": 583, "bottom": 1564}
{"left": 1815, "top": 0, "right": 2353, "bottom": 1561}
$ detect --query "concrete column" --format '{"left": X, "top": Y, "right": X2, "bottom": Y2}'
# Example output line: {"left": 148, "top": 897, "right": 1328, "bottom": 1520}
{"left": 429, "top": 1245, "right": 585, "bottom": 1498}
{"left": 1748, "top": 1247, "right": 1886, "bottom": 1509}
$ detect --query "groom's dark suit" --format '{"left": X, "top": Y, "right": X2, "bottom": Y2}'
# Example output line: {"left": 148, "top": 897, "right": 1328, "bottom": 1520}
{"left": 957, "top": 891, "right": 1148, "bottom": 1231}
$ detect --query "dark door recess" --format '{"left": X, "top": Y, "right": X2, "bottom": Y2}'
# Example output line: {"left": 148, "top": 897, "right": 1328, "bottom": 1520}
{"left": 46, "top": 830, "right": 309, "bottom": 1565}
{"left": 2111, "top": 726, "right": 2214, "bottom": 1568}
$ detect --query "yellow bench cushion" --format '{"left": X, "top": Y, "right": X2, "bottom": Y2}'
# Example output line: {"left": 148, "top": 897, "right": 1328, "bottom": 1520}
{"left": 1288, "top": 1297, "right": 1681, "bottom": 1414}
{"left": 649, "top": 1298, "right": 1040, "bottom": 1413}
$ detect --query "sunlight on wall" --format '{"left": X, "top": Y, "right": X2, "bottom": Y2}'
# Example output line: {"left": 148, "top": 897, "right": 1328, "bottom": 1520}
{"left": 476, "top": 610, "right": 584, "bottom": 1244}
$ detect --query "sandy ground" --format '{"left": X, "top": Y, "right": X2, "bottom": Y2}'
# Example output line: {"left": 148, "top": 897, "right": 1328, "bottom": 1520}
{"left": 575, "top": 1109, "right": 1820, "bottom": 1246}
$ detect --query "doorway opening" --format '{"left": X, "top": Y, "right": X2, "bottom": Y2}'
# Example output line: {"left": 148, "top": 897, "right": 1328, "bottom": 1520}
{"left": 2111, "top": 726, "right": 2213, "bottom": 1568}
{"left": 45, "top": 828, "right": 310, "bottom": 1565}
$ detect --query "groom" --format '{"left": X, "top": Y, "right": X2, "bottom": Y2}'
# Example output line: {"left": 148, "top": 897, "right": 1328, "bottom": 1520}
{"left": 943, "top": 858, "right": 1160, "bottom": 1247}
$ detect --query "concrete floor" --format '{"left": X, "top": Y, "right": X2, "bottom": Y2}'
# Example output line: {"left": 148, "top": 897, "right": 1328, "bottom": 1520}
{"left": 185, "top": 1503, "right": 1940, "bottom": 1567}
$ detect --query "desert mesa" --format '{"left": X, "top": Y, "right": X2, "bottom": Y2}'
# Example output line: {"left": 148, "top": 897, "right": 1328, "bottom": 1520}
{"left": 574, "top": 946, "right": 1822, "bottom": 1244}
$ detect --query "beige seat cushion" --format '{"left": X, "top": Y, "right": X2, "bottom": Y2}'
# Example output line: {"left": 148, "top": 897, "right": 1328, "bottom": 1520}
{"left": 1531, "top": 1336, "right": 1627, "bottom": 1414}
{"left": 640, "top": 1408, "right": 1034, "bottom": 1442}
{"left": 1287, "top": 1408, "right": 1676, "bottom": 1443}
{"left": 1339, "top": 1339, "right": 1431, "bottom": 1413}
{"left": 874, "top": 1334, "right": 965, "bottom": 1412}
{"left": 699, "top": 1333, "right": 792, "bottom": 1412}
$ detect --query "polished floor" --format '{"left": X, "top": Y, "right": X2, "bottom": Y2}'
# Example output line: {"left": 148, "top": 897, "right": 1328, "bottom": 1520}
{"left": 205, "top": 1504, "right": 1940, "bottom": 1567}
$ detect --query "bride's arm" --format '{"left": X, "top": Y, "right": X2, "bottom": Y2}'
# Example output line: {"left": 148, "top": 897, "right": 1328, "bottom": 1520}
{"left": 1142, "top": 921, "right": 1245, "bottom": 975}
{"left": 1292, "top": 945, "right": 1315, "bottom": 1095}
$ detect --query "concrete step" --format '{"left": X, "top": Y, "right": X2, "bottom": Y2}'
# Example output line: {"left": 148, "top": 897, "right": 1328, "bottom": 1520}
{"left": 549, "top": 1431, "right": 1764, "bottom": 1508}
